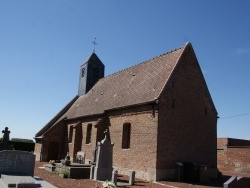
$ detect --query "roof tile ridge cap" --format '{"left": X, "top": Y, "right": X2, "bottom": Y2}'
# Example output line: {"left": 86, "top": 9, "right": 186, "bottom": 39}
{"left": 155, "top": 43, "right": 189, "bottom": 100}
{"left": 105, "top": 46, "right": 185, "bottom": 79}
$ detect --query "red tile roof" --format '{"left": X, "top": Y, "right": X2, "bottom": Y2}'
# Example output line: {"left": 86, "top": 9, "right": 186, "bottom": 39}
{"left": 35, "top": 43, "right": 188, "bottom": 136}
{"left": 65, "top": 44, "right": 186, "bottom": 119}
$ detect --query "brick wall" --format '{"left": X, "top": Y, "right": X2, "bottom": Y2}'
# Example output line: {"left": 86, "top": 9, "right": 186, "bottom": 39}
{"left": 217, "top": 138, "right": 228, "bottom": 148}
{"left": 218, "top": 147, "right": 250, "bottom": 173}
{"left": 66, "top": 117, "right": 105, "bottom": 163}
{"left": 35, "top": 120, "right": 65, "bottom": 161}
{"left": 107, "top": 105, "right": 158, "bottom": 180}
{"left": 157, "top": 45, "right": 217, "bottom": 179}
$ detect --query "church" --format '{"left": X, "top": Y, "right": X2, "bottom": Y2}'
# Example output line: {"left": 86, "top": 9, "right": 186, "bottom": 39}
{"left": 34, "top": 42, "right": 218, "bottom": 181}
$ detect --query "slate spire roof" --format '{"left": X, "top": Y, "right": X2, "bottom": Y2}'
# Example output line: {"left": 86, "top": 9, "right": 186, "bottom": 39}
{"left": 35, "top": 43, "right": 189, "bottom": 137}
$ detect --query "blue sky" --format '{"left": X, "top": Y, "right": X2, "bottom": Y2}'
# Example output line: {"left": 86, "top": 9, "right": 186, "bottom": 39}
{"left": 0, "top": 1, "right": 250, "bottom": 140}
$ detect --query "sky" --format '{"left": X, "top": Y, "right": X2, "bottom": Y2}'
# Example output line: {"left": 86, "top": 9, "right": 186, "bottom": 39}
{"left": 0, "top": 1, "right": 250, "bottom": 140}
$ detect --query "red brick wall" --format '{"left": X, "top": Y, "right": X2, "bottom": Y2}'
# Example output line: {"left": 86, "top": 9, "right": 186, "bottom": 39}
{"left": 218, "top": 147, "right": 250, "bottom": 173}
{"left": 217, "top": 138, "right": 228, "bottom": 148}
{"left": 107, "top": 105, "right": 158, "bottom": 180}
{"left": 66, "top": 117, "right": 104, "bottom": 163}
{"left": 157, "top": 45, "right": 217, "bottom": 171}
{"left": 36, "top": 120, "right": 65, "bottom": 161}
{"left": 79, "top": 120, "right": 98, "bottom": 162}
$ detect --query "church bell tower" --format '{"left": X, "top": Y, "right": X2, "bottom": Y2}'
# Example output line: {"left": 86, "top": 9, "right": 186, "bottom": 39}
{"left": 78, "top": 53, "right": 105, "bottom": 96}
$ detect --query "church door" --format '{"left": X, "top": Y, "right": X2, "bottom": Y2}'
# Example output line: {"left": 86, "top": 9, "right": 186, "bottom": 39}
{"left": 48, "top": 141, "right": 59, "bottom": 161}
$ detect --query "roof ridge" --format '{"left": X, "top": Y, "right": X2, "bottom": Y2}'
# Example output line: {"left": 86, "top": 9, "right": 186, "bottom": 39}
{"left": 104, "top": 44, "right": 186, "bottom": 79}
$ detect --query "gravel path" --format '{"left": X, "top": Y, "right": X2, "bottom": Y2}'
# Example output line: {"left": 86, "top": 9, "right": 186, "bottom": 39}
{"left": 34, "top": 162, "right": 167, "bottom": 188}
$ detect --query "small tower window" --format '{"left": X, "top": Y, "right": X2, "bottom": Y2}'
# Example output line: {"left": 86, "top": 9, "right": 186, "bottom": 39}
{"left": 205, "top": 107, "right": 208, "bottom": 115}
{"left": 86, "top": 124, "right": 92, "bottom": 144}
{"left": 122, "top": 123, "right": 131, "bottom": 149}
{"left": 92, "top": 68, "right": 99, "bottom": 77}
{"left": 81, "top": 68, "right": 85, "bottom": 77}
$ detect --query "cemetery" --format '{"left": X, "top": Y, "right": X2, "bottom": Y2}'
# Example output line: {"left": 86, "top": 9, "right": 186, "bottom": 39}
{"left": 0, "top": 126, "right": 250, "bottom": 187}
{"left": 0, "top": 127, "right": 56, "bottom": 188}
{"left": 0, "top": 127, "right": 135, "bottom": 187}
{"left": 42, "top": 129, "right": 135, "bottom": 186}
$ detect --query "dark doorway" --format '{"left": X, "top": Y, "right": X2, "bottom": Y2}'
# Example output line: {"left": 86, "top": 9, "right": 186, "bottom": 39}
{"left": 48, "top": 141, "right": 59, "bottom": 161}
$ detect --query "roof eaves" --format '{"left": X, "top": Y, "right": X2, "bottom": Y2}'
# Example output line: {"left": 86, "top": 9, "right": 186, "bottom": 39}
{"left": 66, "top": 112, "right": 104, "bottom": 122}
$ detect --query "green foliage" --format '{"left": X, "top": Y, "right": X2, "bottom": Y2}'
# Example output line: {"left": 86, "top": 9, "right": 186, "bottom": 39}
{"left": 9, "top": 138, "right": 35, "bottom": 151}
{"left": 11, "top": 138, "right": 34, "bottom": 143}
{"left": 60, "top": 167, "right": 69, "bottom": 175}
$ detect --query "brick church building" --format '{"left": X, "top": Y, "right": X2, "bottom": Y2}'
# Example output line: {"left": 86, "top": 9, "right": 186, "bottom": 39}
{"left": 34, "top": 42, "right": 218, "bottom": 181}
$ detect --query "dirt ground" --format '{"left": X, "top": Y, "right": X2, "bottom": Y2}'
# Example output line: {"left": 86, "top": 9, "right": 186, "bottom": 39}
{"left": 34, "top": 162, "right": 166, "bottom": 188}
{"left": 34, "top": 158, "right": 250, "bottom": 188}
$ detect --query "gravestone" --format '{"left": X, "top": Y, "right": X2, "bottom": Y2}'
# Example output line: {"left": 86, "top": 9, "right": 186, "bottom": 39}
{"left": 111, "top": 169, "right": 118, "bottom": 185}
{"left": 76, "top": 151, "right": 85, "bottom": 164}
{"left": 0, "top": 127, "right": 13, "bottom": 150}
{"left": 93, "top": 129, "right": 114, "bottom": 181}
{"left": 0, "top": 150, "right": 35, "bottom": 176}
{"left": 129, "top": 170, "right": 135, "bottom": 185}
{"left": 91, "top": 147, "right": 97, "bottom": 165}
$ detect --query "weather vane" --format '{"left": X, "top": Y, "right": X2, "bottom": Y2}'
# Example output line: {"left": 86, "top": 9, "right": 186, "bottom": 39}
{"left": 92, "top": 37, "right": 97, "bottom": 53}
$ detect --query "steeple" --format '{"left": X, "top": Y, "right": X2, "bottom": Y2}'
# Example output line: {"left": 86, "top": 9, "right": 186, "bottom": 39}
{"left": 78, "top": 53, "right": 105, "bottom": 96}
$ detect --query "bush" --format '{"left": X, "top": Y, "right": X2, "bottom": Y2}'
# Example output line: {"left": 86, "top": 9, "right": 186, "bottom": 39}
{"left": 10, "top": 138, "right": 35, "bottom": 151}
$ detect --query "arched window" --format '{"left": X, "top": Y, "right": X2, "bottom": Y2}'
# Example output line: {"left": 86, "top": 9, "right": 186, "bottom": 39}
{"left": 122, "top": 123, "right": 131, "bottom": 149}
{"left": 86, "top": 124, "right": 92, "bottom": 144}
{"left": 81, "top": 68, "right": 85, "bottom": 77}
{"left": 68, "top": 126, "right": 73, "bottom": 143}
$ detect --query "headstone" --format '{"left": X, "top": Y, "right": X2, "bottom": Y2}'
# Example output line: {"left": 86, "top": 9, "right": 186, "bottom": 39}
{"left": 0, "top": 150, "right": 35, "bottom": 176}
{"left": 111, "top": 169, "right": 118, "bottom": 186}
{"left": 90, "top": 165, "right": 95, "bottom": 179}
{"left": 76, "top": 151, "right": 85, "bottom": 164}
{"left": 91, "top": 147, "right": 97, "bottom": 165}
{"left": 90, "top": 147, "right": 97, "bottom": 179}
{"left": 93, "top": 129, "right": 114, "bottom": 181}
{"left": 129, "top": 170, "right": 135, "bottom": 186}
{"left": 0, "top": 127, "right": 13, "bottom": 150}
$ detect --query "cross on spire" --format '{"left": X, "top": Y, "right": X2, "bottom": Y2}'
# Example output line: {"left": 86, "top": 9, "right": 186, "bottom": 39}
{"left": 92, "top": 37, "right": 97, "bottom": 53}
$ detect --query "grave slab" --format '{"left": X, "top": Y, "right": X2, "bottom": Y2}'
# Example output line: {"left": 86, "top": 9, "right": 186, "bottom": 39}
{"left": 0, "top": 150, "right": 35, "bottom": 176}
{"left": 0, "top": 175, "right": 56, "bottom": 188}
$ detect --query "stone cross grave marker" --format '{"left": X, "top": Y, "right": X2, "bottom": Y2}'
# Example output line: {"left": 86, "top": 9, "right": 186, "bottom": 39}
{"left": 0, "top": 127, "right": 13, "bottom": 150}
{"left": 93, "top": 129, "right": 114, "bottom": 181}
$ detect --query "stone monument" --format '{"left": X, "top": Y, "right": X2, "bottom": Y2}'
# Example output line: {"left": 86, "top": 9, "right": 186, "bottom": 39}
{"left": 0, "top": 150, "right": 35, "bottom": 176}
{"left": 0, "top": 127, "right": 13, "bottom": 150}
{"left": 93, "top": 129, "right": 114, "bottom": 181}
